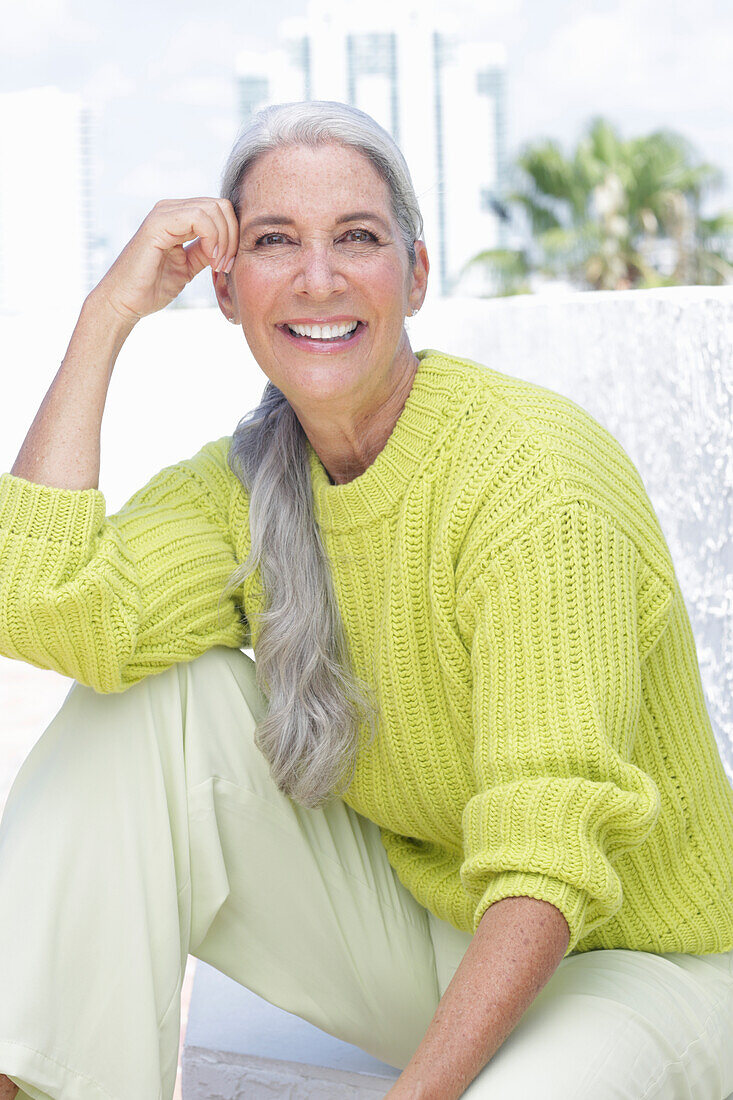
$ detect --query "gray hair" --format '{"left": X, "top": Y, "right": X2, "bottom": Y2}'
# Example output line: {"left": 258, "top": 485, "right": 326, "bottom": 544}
{"left": 220, "top": 100, "right": 424, "bottom": 808}
{"left": 221, "top": 99, "right": 423, "bottom": 263}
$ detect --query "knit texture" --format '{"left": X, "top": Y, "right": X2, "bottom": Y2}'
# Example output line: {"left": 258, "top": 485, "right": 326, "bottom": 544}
{"left": 2, "top": 349, "right": 732, "bottom": 956}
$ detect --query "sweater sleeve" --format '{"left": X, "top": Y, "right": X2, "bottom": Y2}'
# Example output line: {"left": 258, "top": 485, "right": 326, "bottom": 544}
{"left": 457, "top": 501, "right": 670, "bottom": 953}
{"left": 0, "top": 437, "right": 247, "bottom": 693}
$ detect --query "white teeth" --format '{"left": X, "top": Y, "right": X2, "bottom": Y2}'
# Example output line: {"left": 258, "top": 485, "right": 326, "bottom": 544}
{"left": 287, "top": 320, "right": 359, "bottom": 339}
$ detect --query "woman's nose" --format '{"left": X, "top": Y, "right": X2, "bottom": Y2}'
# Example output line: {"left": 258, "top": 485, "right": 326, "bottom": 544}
{"left": 294, "top": 244, "right": 347, "bottom": 298}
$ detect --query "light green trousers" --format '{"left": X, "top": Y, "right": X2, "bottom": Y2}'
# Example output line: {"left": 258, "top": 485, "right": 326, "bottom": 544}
{"left": 0, "top": 645, "right": 732, "bottom": 1099}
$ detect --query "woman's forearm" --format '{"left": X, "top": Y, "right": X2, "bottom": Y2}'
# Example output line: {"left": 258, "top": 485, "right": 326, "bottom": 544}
{"left": 10, "top": 291, "right": 136, "bottom": 491}
{"left": 10, "top": 197, "right": 238, "bottom": 493}
{"left": 386, "top": 895, "right": 570, "bottom": 1099}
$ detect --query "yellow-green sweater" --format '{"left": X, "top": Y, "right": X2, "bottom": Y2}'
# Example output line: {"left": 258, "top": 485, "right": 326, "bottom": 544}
{"left": 2, "top": 349, "right": 732, "bottom": 957}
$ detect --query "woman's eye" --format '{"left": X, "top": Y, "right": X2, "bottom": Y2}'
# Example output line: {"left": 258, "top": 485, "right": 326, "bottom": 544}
{"left": 253, "top": 229, "right": 378, "bottom": 247}
{"left": 344, "top": 228, "right": 377, "bottom": 243}
{"left": 256, "top": 233, "right": 288, "bottom": 246}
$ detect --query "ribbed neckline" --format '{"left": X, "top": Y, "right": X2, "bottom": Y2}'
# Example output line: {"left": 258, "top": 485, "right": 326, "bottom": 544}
{"left": 305, "top": 349, "right": 467, "bottom": 531}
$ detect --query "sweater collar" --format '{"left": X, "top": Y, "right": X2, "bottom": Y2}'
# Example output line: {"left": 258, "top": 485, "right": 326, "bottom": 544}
{"left": 305, "top": 349, "right": 460, "bottom": 532}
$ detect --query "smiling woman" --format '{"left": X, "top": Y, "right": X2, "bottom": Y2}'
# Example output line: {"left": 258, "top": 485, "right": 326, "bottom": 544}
{"left": 214, "top": 140, "right": 427, "bottom": 477}
{"left": 212, "top": 111, "right": 429, "bottom": 815}
{"left": 0, "top": 100, "right": 732, "bottom": 1100}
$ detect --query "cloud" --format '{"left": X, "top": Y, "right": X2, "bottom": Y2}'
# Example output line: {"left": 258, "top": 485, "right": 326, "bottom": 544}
{"left": 1, "top": 0, "right": 96, "bottom": 56}
{"left": 82, "top": 62, "right": 136, "bottom": 105}
{"left": 116, "top": 152, "right": 210, "bottom": 201}
{"left": 512, "top": 0, "right": 733, "bottom": 145}
{"left": 446, "top": 0, "right": 526, "bottom": 35}
{"left": 154, "top": 18, "right": 266, "bottom": 80}
{"left": 161, "top": 75, "right": 235, "bottom": 108}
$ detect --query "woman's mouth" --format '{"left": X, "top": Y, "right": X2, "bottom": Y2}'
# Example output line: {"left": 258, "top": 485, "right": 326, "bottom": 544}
{"left": 278, "top": 320, "right": 366, "bottom": 350}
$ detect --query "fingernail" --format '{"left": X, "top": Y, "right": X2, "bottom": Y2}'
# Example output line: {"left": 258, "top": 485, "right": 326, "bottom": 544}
{"left": 212, "top": 245, "right": 219, "bottom": 262}
{"left": 224, "top": 257, "right": 235, "bottom": 274}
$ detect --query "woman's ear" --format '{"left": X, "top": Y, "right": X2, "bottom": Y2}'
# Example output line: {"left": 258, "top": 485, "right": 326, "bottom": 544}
{"left": 408, "top": 240, "right": 430, "bottom": 313}
{"left": 212, "top": 269, "right": 239, "bottom": 324}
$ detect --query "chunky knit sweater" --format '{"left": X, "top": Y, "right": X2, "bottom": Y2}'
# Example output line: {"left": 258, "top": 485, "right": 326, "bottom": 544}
{"left": 1, "top": 348, "right": 732, "bottom": 956}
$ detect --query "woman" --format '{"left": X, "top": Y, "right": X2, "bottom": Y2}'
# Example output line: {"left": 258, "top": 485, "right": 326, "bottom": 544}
{"left": 0, "top": 100, "right": 732, "bottom": 1100}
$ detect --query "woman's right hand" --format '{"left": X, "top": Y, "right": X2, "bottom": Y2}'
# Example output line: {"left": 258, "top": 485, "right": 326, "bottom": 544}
{"left": 91, "top": 197, "right": 241, "bottom": 326}
{"left": 10, "top": 197, "right": 241, "bottom": 492}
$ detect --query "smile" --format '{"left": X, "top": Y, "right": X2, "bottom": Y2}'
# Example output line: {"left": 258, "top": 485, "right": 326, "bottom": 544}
{"left": 287, "top": 320, "right": 359, "bottom": 340}
{"left": 278, "top": 320, "right": 366, "bottom": 350}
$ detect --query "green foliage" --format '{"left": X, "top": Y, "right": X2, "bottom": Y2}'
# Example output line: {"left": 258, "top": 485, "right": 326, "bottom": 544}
{"left": 463, "top": 117, "right": 733, "bottom": 296}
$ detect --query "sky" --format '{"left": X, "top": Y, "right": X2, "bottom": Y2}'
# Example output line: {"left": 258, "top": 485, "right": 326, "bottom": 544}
{"left": 2, "top": 0, "right": 732, "bottom": 279}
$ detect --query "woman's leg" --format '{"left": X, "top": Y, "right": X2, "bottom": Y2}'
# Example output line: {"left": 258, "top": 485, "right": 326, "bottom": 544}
{"left": 0, "top": 647, "right": 440, "bottom": 1099}
{"left": 5, "top": 645, "right": 731, "bottom": 1100}
{"left": 429, "top": 912, "right": 733, "bottom": 1099}
{"left": 0, "top": 660, "right": 196, "bottom": 1100}
{"left": 170, "top": 646, "right": 441, "bottom": 1069}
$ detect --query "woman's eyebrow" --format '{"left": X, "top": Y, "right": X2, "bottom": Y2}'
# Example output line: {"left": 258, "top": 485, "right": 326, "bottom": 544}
{"left": 241, "top": 215, "right": 295, "bottom": 231}
{"left": 334, "top": 211, "right": 390, "bottom": 230}
{"left": 241, "top": 212, "right": 390, "bottom": 232}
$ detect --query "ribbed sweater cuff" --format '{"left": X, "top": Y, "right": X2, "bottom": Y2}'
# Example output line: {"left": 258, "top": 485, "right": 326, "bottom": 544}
{"left": 0, "top": 473, "right": 105, "bottom": 549}
{"left": 473, "top": 870, "right": 589, "bottom": 954}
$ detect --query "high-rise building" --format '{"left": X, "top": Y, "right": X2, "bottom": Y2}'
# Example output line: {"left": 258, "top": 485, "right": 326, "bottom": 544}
{"left": 0, "top": 87, "right": 95, "bottom": 315}
{"left": 235, "top": 1, "right": 507, "bottom": 296}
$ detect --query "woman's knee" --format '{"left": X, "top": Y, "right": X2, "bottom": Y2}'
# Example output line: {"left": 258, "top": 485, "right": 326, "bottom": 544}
{"left": 47, "top": 646, "right": 258, "bottom": 771}
{"left": 171, "top": 645, "right": 277, "bottom": 795}
{"left": 1, "top": 653, "right": 195, "bottom": 827}
{"left": 2, "top": 646, "right": 263, "bottom": 823}
{"left": 0, "top": 658, "right": 202, "bottom": 945}
{"left": 179, "top": 645, "right": 264, "bottom": 718}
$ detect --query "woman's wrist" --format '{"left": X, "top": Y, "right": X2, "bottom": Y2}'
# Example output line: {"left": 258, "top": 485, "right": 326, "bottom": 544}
{"left": 82, "top": 286, "right": 140, "bottom": 344}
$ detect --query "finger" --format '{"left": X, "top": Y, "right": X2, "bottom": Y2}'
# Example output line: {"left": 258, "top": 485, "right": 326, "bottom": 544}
{"left": 216, "top": 198, "right": 240, "bottom": 272}
{"left": 200, "top": 200, "right": 232, "bottom": 271}
{"left": 188, "top": 205, "right": 226, "bottom": 269}
{"left": 148, "top": 203, "right": 222, "bottom": 269}
{"left": 181, "top": 236, "right": 211, "bottom": 279}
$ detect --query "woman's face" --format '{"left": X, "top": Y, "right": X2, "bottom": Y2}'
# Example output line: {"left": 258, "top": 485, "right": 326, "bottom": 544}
{"left": 213, "top": 142, "right": 428, "bottom": 416}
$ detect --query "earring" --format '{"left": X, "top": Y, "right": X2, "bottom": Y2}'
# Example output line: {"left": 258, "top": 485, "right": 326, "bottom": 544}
{"left": 410, "top": 307, "right": 419, "bottom": 316}
{"left": 228, "top": 317, "right": 238, "bottom": 324}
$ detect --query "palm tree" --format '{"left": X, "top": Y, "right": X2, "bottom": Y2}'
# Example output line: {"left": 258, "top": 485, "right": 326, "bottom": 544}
{"left": 464, "top": 117, "right": 733, "bottom": 295}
